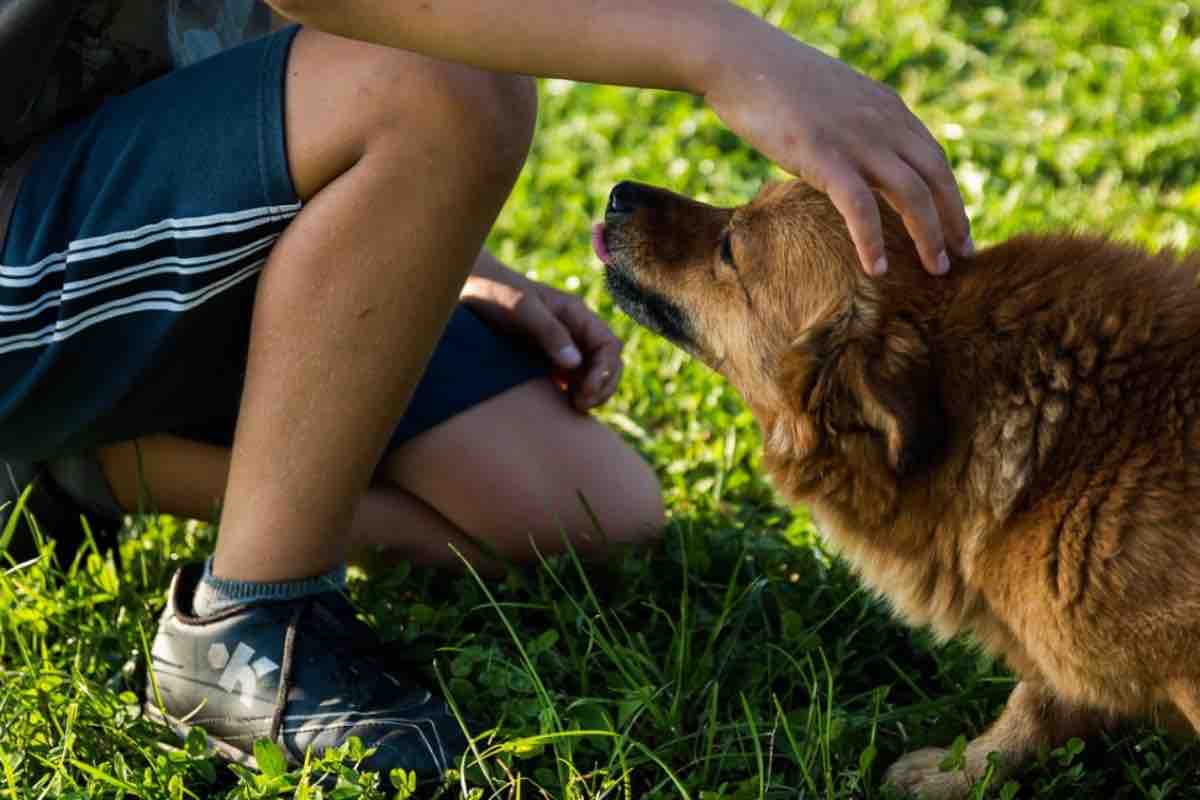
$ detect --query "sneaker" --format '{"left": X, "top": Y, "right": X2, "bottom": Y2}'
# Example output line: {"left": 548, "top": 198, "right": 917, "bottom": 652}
{"left": 143, "top": 564, "right": 469, "bottom": 781}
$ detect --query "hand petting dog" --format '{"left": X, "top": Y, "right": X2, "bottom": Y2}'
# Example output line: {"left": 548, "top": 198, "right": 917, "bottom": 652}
{"left": 267, "top": 0, "right": 971, "bottom": 281}
{"left": 701, "top": 15, "right": 974, "bottom": 278}
{"left": 462, "top": 250, "right": 624, "bottom": 413}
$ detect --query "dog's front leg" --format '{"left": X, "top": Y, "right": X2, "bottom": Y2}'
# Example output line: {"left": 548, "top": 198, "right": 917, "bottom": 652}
{"left": 884, "top": 680, "right": 1112, "bottom": 800}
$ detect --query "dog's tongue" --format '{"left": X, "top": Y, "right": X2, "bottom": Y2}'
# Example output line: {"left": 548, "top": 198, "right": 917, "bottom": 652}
{"left": 592, "top": 223, "right": 612, "bottom": 265}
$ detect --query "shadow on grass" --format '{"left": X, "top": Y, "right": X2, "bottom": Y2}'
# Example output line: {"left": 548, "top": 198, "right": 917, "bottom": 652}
{"left": 3, "top": 504, "right": 1200, "bottom": 798}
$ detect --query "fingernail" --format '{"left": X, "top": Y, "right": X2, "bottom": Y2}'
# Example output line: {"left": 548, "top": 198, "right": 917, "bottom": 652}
{"left": 935, "top": 250, "right": 950, "bottom": 275}
{"left": 872, "top": 256, "right": 888, "bottom": 277}
{"left": 557, "top": 345, "right": 582, "bottom": 368}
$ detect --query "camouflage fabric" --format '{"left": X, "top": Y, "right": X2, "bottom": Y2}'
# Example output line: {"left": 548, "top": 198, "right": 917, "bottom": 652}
{"left": 2, "top": 0, "right": 273, "bottom": 170}
{"left": 5, "top": 1, "right": 169, "bottom": 163}
{"left": 167, "top": 0, "right": 274, "bottom": 68}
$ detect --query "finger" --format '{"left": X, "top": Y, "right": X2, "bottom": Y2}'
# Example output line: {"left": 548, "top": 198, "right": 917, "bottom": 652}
{"left": 594, "top": 357, "right": 624, "bottom": 405}
{"left": 550, "top": 293, "right": 622, "bottom": 359}
{"left": 543, "top": 293, "right": 624, "bottom": 406}
{"left": 517, "top": 295, "right": 583, "bottom": 369}
{"left": 900, "top": 134, "right": 974, "bottom": 258}
{"left": 578, "top": 344, "right": 624, "bottom": 409}
{"left": 812, "top": 160, "right": 888, "bottom": 277}
{"left": 868, "top": 155, "right": 949, "bottom": 275}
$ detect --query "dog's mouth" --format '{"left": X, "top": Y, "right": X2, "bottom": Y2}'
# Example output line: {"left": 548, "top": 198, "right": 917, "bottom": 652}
{"left": 595, "top": 220, "right": 698, "bottom": 350}
{"left": 592, "top": 223, "right": 613, "bottom": 265}
{"left": 603, "top": 267, "right": 697, "bottom": 353}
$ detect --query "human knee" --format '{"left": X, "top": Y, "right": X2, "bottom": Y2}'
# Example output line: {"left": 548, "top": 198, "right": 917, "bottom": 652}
{"left": 454, "top": 71, "right": 537, "bottom": 188}
{"left": 523, "top": 394, "right": 665, "bottom": 549}
{"left": 535, "top": 440, "right": 665, "bottom": 558}
{"left": 587, "top": 455, "right": 665, "bottom": 548}
{"left": 474, "top": 430, "right": 665, "bottom": 560}
{"left": 364, "top": 55, "right": 536, "bottom": 188}
{"left": 287, "top": 30, "right": 537, "bottom": 201}
{"left": 478, "top": 73, "right": 538, "bottom": 178}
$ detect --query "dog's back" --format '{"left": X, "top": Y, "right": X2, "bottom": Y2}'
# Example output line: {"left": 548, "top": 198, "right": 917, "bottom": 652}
{"left": 934, "top": 234, "right": 1200, "bottom": 715}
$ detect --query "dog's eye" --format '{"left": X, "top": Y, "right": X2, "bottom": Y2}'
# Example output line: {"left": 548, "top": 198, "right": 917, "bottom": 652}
{"left": 720, "top": 233, "right": 737, "bottom": 270}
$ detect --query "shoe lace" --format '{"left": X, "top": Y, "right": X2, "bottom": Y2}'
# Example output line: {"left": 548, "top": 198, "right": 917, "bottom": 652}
{"left": 309, "top": 592, "right": 438, "bottom": 688}
{"left": 269, "top": 591, "right": 439, "bottom": 743}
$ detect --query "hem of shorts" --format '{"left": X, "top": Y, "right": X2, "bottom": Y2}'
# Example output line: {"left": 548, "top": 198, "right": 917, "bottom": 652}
{"left": 258, "top": 25, "right": 303, "bottom": 220}
{"left": 45, "top": 448, "right": 127, "bottom": 523}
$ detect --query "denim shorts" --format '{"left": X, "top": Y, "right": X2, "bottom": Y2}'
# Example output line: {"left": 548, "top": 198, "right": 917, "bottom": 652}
{"left": 0, "top": 26, "right": 549, "bottom": 511}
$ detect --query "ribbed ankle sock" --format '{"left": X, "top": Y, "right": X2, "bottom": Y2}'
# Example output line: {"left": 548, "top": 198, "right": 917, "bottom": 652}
{"left": 192, "top": 556, "right": 348, "bottom": 616}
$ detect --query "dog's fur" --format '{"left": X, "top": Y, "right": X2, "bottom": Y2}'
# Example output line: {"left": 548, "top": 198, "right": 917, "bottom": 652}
{"left": 600, "top": 180, "right": 1200, "bottom": 798}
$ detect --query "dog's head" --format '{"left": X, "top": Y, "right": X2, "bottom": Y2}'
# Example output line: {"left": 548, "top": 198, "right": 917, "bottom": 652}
{"left": 598, "top": 179, "right": 947, "bottom": 479}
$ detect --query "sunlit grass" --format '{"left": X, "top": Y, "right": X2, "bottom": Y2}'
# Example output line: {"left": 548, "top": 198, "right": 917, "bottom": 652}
{"left": 4, "top": 1, "right": 1200, "bottom": 797}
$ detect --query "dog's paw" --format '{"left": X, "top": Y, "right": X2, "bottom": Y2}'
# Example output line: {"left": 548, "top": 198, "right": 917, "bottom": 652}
{"left": 884, "top": 748, "right": 974, "bottom": 800}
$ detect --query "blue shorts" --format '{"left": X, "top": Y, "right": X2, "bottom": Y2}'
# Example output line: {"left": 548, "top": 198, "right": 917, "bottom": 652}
{"left": 0, "top": 26, "right": 549, "bottom": 464}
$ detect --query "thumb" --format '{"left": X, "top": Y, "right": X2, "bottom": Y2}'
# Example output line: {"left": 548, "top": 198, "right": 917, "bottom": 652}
{"left": 517, "top": 295, "right": 582, "bottom": 369}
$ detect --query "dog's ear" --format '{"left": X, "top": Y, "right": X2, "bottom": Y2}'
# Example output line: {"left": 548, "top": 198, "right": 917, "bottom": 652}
{"left": 777, "top": 308, "right": 944, "bottom": 478}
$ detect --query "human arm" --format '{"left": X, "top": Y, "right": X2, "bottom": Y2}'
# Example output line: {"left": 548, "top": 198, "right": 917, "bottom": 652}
{"left": 264, "top": 0, "right": 972, "bottom": 276}
{"left": 462, "top": 251, "right": 623, "bottom": 413}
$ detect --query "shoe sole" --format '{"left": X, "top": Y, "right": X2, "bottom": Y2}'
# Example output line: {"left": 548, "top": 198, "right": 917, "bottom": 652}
{"left": 143, "top": 702, "right": 270, "bottom": 770}
{"left": 145, "top": 700, "right": 456, "bottom": 786}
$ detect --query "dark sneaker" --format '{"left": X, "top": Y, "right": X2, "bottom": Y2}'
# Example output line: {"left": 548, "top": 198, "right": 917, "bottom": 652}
{"left": 144, "top": 564, "right": 468, "bottom": 781}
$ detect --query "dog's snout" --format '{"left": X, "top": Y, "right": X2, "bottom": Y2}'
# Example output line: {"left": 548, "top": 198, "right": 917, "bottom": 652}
{"left": 607, "top": 181, "right": 653, "bottom": 216}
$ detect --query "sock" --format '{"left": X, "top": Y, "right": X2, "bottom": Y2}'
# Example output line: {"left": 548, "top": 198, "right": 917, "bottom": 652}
{"left": 192, "top": 556, "right": 348, "bottom": 616}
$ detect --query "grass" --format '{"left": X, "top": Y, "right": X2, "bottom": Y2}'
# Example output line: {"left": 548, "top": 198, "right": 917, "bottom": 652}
{"left": 4, "top": 0, "right": 1200, "bottom": 797}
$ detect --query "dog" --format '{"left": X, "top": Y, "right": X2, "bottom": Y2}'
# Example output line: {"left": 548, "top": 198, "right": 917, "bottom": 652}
{"left": 595, "top": 179, "right": 1200, "bottom": 798}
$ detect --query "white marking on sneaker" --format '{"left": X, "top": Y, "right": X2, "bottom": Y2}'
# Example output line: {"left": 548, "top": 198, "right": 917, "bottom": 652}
{"left": 252, "top": 656, "right": 279, "bottom": 677}
{"left": 207, "top": 643, "right": 230, "bottom": 670}
{"left": 216, "top": 642, "right": 280, "bottom": 707}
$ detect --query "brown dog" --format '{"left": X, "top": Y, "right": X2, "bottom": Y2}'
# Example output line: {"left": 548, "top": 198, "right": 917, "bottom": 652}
{"left": 595, "top": 179, "right": 1200, "bottom": 798}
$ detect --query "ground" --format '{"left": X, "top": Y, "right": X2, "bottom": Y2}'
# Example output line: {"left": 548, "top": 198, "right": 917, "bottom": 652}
{"left": 4, "top": 1, "right": 1200, "bottom": 797}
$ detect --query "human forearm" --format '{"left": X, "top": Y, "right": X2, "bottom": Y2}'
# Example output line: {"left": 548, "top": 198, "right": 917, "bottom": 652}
{"left": 263, "top": 0, "right": 776, "bottom": 96}
{"left": 267, "top": 0, "right": 973, "bottom": 278}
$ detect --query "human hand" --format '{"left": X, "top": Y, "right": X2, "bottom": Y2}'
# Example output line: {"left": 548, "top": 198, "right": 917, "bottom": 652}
{"left": 702, "top": 15, "right": 973, "bottom": 277}
{"left": 462, "top": 263, "right": 624, "bottom": 412}
{"left": 266, "top": 0, "right": 968, "bottom": 278}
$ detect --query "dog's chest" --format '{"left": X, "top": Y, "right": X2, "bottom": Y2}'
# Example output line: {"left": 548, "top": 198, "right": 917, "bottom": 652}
{"left": 811, "top": 508, "right": 983, "bottom": 642}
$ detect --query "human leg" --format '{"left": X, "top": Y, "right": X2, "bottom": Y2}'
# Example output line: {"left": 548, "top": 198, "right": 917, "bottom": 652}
{"left": 145, "top": 29, "right": 539, "bottom": 779}
{"left": 211, "top": 29, "right": 537, "bottom": 582}
{"left": 372, "top": 376, "right": 664, "bottom": 565}
{"left": 1, "top": 22, "right": 538, "bottom": 778}
{"left": 95, "top": 375, "right": 665, "bottom": 570}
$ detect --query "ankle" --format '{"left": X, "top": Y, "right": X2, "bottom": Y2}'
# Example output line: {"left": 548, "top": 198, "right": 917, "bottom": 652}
{"left": 192, "top": 557, "right": 348, "bottom": 616}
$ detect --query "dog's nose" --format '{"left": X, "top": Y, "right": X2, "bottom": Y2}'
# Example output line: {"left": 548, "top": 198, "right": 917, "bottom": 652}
{"left": 607, "top": 181, "right": 646, "bottom": 216}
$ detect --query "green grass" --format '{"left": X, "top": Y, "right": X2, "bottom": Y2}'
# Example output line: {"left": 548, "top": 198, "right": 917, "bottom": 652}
{"left": 5, "top": 0, "right": 1200, "bottom": 797}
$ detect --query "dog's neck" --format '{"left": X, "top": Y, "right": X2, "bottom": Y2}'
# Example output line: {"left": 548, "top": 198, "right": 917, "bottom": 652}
{"left": 936, "top": 234, "right": 1200, "bottom": 522}
{"left": 752, "top": 231, "right": 1200, "bottom": 642}
{"left": 759, "top": 232, "right": 1200, "bottom": 545}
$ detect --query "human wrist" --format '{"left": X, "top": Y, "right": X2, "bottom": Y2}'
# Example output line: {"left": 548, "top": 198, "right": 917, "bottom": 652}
{"left": 468, "top": 252, "right": 530, "bottom": 291}
{"left": 459, "top": 274, "right": 500, "bottom": 305}
{"left": 460, "top": 270, "right": 532, "bottom": 309}
{"left": 686, "top": 2, "right": 786, "bottom": 98}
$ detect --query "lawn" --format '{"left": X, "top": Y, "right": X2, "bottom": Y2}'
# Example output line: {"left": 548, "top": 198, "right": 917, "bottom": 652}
{"left": 4, "top": 0, "right": 1200, "bottom": 797}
